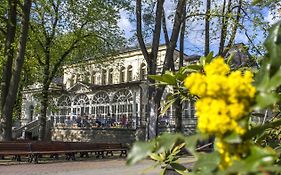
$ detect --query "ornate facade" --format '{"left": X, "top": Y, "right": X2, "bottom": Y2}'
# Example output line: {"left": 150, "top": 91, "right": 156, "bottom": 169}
{"left": 19, "top": 45, "right": 197, "bottom": 142}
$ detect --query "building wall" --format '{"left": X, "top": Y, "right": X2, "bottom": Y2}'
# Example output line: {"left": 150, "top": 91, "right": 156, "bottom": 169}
{"left": 51, "top": 127, "right": 145, "bottom": 144}
{"left": 63, "top": 45, "right": 173, "bottom": 89}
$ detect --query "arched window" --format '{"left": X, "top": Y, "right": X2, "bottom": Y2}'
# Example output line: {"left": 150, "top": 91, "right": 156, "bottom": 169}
{"left": 73, "top": 94, "right": 90, "bottom": 115}
{"left": 127, "top": 65, "right": 133, "bottom": 81}
{"left": 120, "top": 66, "right": 125, "bottom": 83}
{"left": 92, "top": 91, "right": 110, "bottom": 119}
{"left": 57, "top": 95, "right": 71, "bottom": 107}
{"left": 112, "top": 89, "right": 133, "bottom": 127}
{"left": 108, "top": 68, "right": 113, "bottom": 84}
{"left": 101, "top": 69, "right": 107, "bottom": 85}
{"left": 140, "top": 63, "right": 147, "bottom": 80}
{"left": 57, "top": 95, "right": 72, "bottom": 123}
{"left": 91, "top": 72, "right": 96, "bottom": 84}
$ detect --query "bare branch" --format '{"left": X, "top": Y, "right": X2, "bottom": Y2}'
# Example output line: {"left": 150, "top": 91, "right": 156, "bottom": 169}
{"left": 151, "top": 0, "right": 164, "bottom": 64}
{"left": 48, "top": 34, "right": 91, "bottom": 84}
{"left": 162, "top": 9, "right": 169, "bottom": 45}
{"left": 244, "top": 29, "right": 263, "bottom": 56}
{"left": 136, "top": 0, "right": 149, "bottom": 64}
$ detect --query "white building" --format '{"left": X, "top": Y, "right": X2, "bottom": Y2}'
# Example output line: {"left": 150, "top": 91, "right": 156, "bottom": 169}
{"left": 17, "top": 45, "right": 198, "bottom": 143}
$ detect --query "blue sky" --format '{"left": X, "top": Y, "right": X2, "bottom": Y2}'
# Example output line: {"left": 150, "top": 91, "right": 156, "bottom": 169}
{"left": 117, "top": 1, "right": 280, "bottom": 56}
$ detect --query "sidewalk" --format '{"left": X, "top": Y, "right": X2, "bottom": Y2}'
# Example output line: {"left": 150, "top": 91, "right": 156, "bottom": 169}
{"left": 0, "top": 157, "right": 195, "bottom": 175}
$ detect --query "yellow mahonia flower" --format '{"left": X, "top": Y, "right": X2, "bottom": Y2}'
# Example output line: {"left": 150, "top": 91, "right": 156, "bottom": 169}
{"left": 184, "top": 57, "right": 257, "bottom": 169}
{"left": 204, "top": 57, "right": 230, "bottom": 76}
{"left": 184, "top": 72, "right": 206, "bottom": 97}
{"left": 184, "top": 57, "right": 255, "bottom": 136}
{"left": 196, "top": 98, "right": 245, "bottom": 135}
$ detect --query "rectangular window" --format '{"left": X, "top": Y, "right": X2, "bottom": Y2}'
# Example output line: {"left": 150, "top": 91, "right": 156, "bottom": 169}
{"left": 85, "top": 107, "right": 89, "bottom": 114}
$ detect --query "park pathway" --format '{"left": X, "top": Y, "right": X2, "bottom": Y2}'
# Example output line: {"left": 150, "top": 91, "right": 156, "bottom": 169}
{"left": 0, "top": 157, "right": 194, "bottom": 175}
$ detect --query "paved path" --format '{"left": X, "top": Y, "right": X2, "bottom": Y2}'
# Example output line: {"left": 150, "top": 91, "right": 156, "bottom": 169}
{"left": 0, "top": 157, "right": 195, "bottom": 175}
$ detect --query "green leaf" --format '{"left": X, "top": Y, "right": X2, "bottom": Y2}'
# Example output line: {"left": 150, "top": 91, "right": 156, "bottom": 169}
{"left": 160, "top": 168, "right": 166, "bottom": 175}
{"left": 199, "top": 56, "right": 205, "bottom": 65}
{"left": 186, "top": 65, "right": 203, "bottom": 72}
{"left": 264, "top": 21, "right": 281, "bottom": 77}
{"left": 254, "top": 92, "right": 280, "bottom": 110}
{"left": 226, "top": 53, "right": 235, "bottom": 65}
{"left": 156, "top": 133, "right": 184, "bottom": 152}
{"left": 149, "top": 72, "right": 177, "bottom": 85}
{"left": 127, "top": 141, "right": 154, "bottom": 165}
{"left": 243, "top": 118, "right": 281, "bottom": 140}
{"left": 223, "top": 132, "right": 242, "bottom": 144}
{"left": 149, "top": 75, "right": 164, "bottom": 82}
{"left": 255, "top": 60, "right": 270, "bottom": 91}
{"left": 192, "top": 151, "right": 220, "bottom": 174}
{"left": 226, "top": 146, "right": 277, "bottom": 174}
{"left": 170, "top": 163, "right": 189, "bottom": 175}
{"left": 262, "top": 165, "right": 281, "bottom": 173}
{"left": 175, "top": 69, "right": 188, "bottom": 81}
{"left": 205, "top": 52, "right": 214, "bottom": 64}
{"left": 162, "top": 72, "right": 177, "bottom": 85}
{"left": 184, "top": 134, "right": 201, "bottom": 155}
{"left": 267, "top": 68, "right": 281, "bottom": 90}
{"left": 161, "top": 98, "right": 177, "bottom": 115}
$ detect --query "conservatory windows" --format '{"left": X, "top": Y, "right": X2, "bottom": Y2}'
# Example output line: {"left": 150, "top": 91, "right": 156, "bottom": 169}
{"left": 73, "top": 94, "right": 90, "bottom": 115}
{"left": 112, "top": 89, "right": 133, "bottom": 126}
{"left": 92, "top": 91, "right": 110, "bottom": 119}
{"left": 57, "top": 95, "right": 72, "bottom": 123}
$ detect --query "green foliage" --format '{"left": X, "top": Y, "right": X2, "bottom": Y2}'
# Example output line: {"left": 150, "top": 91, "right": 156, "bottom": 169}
{"left": 254, "top": 21, "right": 281, "bottom": 110}
{"left": 127, "top": 20, "right": 281, "bottom": 175}
{"left": 192, "top": 152, "right": 220, "bottom": 175}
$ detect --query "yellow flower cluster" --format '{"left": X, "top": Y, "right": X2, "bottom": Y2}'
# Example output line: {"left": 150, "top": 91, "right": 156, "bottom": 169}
{"left": 184, "top": 57, "right": 256, "bottom": 136}
{"left": 216, "top": 139, "right": 250, "bottom": 168}
{"left": 216, "top": 140, "right": 240, "bottom": 168}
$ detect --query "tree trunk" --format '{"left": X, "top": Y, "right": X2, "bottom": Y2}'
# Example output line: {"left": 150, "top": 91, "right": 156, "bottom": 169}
{"left": 0, "top": 0, "right": 17, "bottom": 141}
{"left": 223, "top": 0, "right": 243, "bottom": 55}
{"left": 0, "top": 0, "right": 32, "bottom": 141}
{"left": 38, "top": 51, "right": 51, "bottom": 140}
{"left": 38, "top": 84, "right": 49, "bottom": 141}
{"left": 136, "top": 0, "right": 164, "bottom": 139}
{"left": 205, "top": 0, "right": 211, "bottom": 56}
{"left": 175, "top": 3, "right": 186, "bottom": 133}
{"left": 219, "top": 0, "right": 232, "bottom": 55}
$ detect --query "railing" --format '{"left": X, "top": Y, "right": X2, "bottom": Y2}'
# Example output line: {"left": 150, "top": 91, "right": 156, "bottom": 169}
{"left": 12, "top": 119, "right": 53, "bottom": 139}
{"left": 53, "top": 114, "right": 137, "bottom": 129}
{"left": 13, "top": 119, "right": 39, "bottom": 138}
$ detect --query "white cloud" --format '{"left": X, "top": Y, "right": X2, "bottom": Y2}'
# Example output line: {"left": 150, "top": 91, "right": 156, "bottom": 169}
{"left": 118, "top": 10, "right": 134, "bottom": 38}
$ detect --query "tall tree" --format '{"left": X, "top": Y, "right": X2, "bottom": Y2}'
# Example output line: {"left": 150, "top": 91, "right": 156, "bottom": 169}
{"left": 0, "top": 0, "right": 32, "bottom": 141}
{"left": 29, "top": 0, "right": 127, "bottom": 140}
{"left": 136, "top": 0, "right": 186, "bottom": 139}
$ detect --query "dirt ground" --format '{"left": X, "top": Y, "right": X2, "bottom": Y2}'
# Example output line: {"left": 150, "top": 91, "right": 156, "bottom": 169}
{"left": 0, "top": 156, "right": 195, "bottom": 175}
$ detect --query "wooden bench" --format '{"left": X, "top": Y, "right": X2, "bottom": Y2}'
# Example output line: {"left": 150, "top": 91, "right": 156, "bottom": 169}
{"left": 96, "top": 143, "right": 128, "bottom": 157}
{"left": 0, "top": 142, "right": 32, "bottom": 162}
{"left": 67, "top": 142, "right": 105, "bottom": 159}
{"left": 30, "top": 142, "right": 76, "bottom": 163}
{"left": 0, "top": 141, "right": 128, "bottom": 163}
